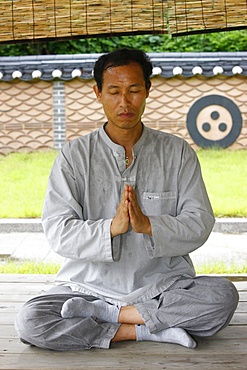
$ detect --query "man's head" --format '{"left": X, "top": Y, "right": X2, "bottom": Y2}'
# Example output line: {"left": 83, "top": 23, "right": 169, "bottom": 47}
{"left": 93, "top": 48, "right": 153, "bottom": 92}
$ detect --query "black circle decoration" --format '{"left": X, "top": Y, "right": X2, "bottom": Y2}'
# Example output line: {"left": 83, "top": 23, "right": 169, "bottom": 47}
{"left": 202, "top": 122, "right": 211, "bottom": 132}
{"left": 211, "top": 111, "right": 219, "bottom": 120}
{"left": 186, "top": 95, "right": 242, "bottom": 148}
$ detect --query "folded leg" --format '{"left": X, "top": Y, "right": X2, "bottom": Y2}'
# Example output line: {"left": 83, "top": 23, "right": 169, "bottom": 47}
{"left": 135, "top": 276, "right": 239, "bottom": 337}
{"left": 15, "top": 286, "right": 120, "bottom": 351}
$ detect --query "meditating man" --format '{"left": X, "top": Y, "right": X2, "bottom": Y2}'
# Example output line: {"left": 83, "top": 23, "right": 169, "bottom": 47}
{"left": 15, "top": 48, "right": 239, "bottom": 351}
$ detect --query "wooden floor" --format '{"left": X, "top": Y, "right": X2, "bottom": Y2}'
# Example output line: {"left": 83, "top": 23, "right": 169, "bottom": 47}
{"left": 1, "top": 274, "right": 247, "bottom": 370}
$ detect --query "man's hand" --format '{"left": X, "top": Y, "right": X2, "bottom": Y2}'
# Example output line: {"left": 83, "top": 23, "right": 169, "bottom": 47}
{"left": 127, "top": 186, "right": 152, "bottom": 236}
{"left": 110, "top": 186, "right": 130, "bottom": 238}
{"left": 111, "top": 185, "right": 152, "bottom": 237}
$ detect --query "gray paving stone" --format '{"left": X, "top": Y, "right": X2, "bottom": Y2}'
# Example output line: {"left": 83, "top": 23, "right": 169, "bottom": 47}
{"left": 0, "top": 230, "right": 246, "bottom": 267}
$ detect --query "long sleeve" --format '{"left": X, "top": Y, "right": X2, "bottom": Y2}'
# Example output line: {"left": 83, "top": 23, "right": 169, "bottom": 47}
{"left": 144, "top": 143, "right": 215, "bottom": 258}
{"left": 42, "top": 143, "right": 116, "bottom": 263}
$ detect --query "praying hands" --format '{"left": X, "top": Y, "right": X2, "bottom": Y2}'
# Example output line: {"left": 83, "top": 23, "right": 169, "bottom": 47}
{"left": 110, "top": 185, "right": 152, "bottom": 238}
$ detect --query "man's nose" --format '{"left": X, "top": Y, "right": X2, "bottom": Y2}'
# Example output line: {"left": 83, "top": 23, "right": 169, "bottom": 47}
{"left": 119, "top": 93, "right": 130, "bottom": 107}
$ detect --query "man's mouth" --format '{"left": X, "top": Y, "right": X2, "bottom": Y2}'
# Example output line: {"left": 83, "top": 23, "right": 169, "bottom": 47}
{"left": 119, "top": 112, "right": 134, "bottom": 118}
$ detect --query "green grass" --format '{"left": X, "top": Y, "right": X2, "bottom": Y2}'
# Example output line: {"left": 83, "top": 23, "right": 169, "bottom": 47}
{"left": 0, "top": 150, "right": 58, "bottom": 218}
{"left": 194, "top": 261, "right": 247, "bottom": 275}
{"left": 0, "top": 148, "right": 246, "bottom": 218}
{"left": 197, "top": 149, "right": 247, "bottom": 217}
{"left": 0, "top": 260, "right": 61, "bottom": 274}
{"left": 0, "top": 259, "right": 246, "bottom": 275}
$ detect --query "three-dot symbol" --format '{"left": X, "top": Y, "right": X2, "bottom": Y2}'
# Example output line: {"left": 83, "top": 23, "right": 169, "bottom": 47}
{"left": 202, "top": 111, "right": 227, "bottom": 133}
{"left": 186, "top": 95, "right": 242, "bottom": 148}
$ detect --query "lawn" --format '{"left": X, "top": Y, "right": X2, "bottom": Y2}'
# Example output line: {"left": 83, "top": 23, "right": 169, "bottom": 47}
{"left": 0, "top": 148, "right": 246, "bottom": 218}
{"left": 1, "top": 259, "right": 247, "bottom": 274}
{"left": 0, "top": 150, "right": 58, "bottom": 218}
{"left": 197, "top": 149, "right": 247, "bottom": 217}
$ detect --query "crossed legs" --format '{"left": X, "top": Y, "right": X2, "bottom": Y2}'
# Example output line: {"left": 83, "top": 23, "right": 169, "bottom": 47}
{"left": 15, "top": 276, "right": 239, "bottom": 351}
{"left": 112, "top": 306, "right": 196, "bottom": 349}
{"left": 112, "top": 305, "right": 143, "bottom": 341}
{"left": 61, "top": 298, "right": 197, "bottom": 348}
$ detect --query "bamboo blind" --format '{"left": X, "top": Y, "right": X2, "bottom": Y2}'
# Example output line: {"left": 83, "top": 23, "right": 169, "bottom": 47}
{"left": 0, "top": 0, "right": 167, "bottom": 43}
{"left": 0, "top": 0, "right": 246, "bottom": 43}
{"left": 168, "top": 0, "right": 247, "bottom": 35}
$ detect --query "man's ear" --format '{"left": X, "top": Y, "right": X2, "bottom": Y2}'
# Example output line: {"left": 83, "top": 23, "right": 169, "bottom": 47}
{"left": 93, "top": 85, "right": 102, "bottom": 103}
{"left": 146, "top": 81, "right": 151, "bottom": 98}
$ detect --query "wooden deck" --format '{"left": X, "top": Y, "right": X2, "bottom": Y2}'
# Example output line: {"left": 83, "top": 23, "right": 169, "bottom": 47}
{"left": 1, "top": 274, "right": 247, "bottom": 370}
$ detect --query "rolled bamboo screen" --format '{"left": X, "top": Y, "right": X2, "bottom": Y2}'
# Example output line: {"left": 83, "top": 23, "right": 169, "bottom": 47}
{"left": 0, "top": 0, "right": 246, "bottom": 44}
{"left": 0, "top": 0, "right": 167, "bottom": 43}
{"left": 168, "top": 0, "right": 247, "bottom": 35}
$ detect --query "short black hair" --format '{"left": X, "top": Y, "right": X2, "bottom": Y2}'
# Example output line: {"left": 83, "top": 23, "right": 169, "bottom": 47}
{"left": 93, "top": 48, "right": 153, "bottom": 92}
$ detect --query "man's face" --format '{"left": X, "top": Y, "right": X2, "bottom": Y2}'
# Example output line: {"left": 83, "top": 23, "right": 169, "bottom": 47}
{"left": 94, "top": 62, "right": 150, "bottom": 132}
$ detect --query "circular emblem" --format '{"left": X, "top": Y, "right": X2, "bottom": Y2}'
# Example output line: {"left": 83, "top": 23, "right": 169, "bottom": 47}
{"left": 186, "top": 95, "right": 242, "bottom": 148}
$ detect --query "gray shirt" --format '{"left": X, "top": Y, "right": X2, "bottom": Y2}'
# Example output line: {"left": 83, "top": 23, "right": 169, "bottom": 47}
{"left": 42, "top": 124, "right": 215, "bottom": 306}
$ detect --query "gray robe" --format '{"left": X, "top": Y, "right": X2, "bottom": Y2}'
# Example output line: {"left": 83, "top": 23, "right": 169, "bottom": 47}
{"left": 42, "top": 124, "right": 215, "bottom": 306}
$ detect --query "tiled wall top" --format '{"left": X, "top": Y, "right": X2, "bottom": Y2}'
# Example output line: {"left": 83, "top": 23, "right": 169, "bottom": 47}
{"left": 0, "top": 52, "right": 246, "bottom": 82}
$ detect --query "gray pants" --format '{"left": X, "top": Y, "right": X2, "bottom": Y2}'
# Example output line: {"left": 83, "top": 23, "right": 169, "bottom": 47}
{"left": 15, "top": 276, "right": 239, "bottom": 351}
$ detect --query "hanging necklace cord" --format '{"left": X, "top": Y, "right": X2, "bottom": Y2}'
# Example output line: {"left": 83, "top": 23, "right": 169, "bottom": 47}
{"left": 125, "top": 152, "right": 132, "bottom": 167}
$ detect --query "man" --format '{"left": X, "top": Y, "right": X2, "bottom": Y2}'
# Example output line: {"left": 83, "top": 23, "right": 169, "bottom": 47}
{"left": 15, "top": 48, "right": 238, "bottom": 351}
